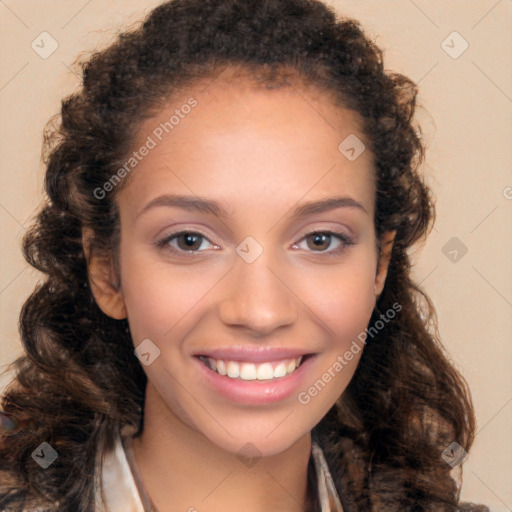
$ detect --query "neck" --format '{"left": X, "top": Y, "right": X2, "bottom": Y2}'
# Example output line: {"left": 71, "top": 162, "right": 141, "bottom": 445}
{"left": 130, "top": 381, "right": 311, "bottom": 512}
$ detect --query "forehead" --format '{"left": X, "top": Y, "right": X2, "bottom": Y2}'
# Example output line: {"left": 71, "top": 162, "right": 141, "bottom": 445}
{"left": 118, "top": 72, "right": 375, "bottom": 220}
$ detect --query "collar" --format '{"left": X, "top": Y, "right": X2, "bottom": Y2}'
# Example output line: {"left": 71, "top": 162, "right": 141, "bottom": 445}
{"left": 99, "top": 428, "right": 345, "bottom": 512}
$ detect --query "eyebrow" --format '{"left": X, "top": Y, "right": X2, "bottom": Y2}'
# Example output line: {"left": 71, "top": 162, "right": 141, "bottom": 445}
{"left": 136, "top": 193, "right": 368, "bottom": 220}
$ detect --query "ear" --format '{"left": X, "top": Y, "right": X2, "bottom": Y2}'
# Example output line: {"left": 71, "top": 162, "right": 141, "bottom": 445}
{"left": 374, "top": 230, "right": 396, "bottom": 298}
{"left": 82, "top": 228, "right": 127, "bottom": 320}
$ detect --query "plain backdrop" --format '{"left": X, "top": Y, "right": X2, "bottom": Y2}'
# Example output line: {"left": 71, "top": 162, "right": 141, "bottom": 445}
{"left": 0, "top": 1, "right": 511, "bottom": 510}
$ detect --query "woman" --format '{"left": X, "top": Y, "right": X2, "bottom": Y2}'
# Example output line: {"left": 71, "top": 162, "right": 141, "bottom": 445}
{"left": 0, "top": 0, "right": 490, "bottom": 510}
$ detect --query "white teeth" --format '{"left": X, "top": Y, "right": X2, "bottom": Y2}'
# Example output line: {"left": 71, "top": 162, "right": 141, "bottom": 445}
{"left": 201, "top": 356, "right": 305, "bottom": 380}
{"left": 226, "top": 361, "right": 240, "bottom": 378}
{"left": 240, "top": 363, "right": 257, "bottom": 380}
{"left": 216, "top": 360, "right": 227, "bottom": 375}
{"left": 256, "top": 363, "right": 273, "bottom": 380}
{"left": 273, "top": 363, "right": 287, "bottom": 378}
{"left": 286, "top": 360, "right": 296, "bottom": 374}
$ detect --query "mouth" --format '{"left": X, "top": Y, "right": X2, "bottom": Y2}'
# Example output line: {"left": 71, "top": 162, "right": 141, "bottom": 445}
{"left": 193, "top": 349, "right": 316, "bottom": 404}
{"left": 196, "top": 355, "right": 309, "bottom": 381}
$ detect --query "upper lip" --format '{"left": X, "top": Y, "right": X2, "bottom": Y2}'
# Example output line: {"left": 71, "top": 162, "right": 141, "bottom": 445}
{"left": 193, "top": 346, "right": 313, "bottom": 363}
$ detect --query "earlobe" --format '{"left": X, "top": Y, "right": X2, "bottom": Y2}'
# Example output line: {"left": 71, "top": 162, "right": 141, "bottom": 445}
{"left": 82, "top": 228, "right": 127, "bottom": 320}
{"left": 374, "top": 230, "right": 396, "bottom": 298}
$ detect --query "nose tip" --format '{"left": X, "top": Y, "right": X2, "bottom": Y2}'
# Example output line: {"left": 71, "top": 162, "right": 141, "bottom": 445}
{"left": 217, "top": 254, "right": 298, "bottom": 335}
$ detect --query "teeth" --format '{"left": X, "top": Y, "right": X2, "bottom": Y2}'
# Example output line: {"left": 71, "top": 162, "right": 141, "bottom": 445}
{"left": 240, "top": 363, "right": 257, "bottom": 380}
{"left": 286, "top": 360, "right": 297, "bottom": 374}
{"left": 226, "top": 361, "right": 240, "bottom": 378}
{"left": 256, "top": 363, "right": 273, "bottom": 380}
{"left": 201, "top": 356, "right": 304, "bottom": 380}
{"left": 273, "top": 363, "right": 287, "bottom": 378}
{"left": 216, "top": 359, "right": 226, "bottom": 375}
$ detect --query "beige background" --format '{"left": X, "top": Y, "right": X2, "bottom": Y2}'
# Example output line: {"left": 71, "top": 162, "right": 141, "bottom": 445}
{"left": 1, "top": 1, "right": 510, "bottom": 509}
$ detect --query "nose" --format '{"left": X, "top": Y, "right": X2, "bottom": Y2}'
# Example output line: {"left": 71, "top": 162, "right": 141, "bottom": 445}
{"left": 217, "top": 247, "right": 298, "bottom": 336}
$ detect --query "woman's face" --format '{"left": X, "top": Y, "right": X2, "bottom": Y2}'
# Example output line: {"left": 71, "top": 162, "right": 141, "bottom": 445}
{"left": 101, "top": 74, "right": 392, "bottom": 457}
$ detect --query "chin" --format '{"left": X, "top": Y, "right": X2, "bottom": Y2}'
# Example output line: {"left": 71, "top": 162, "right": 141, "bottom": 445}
{"left": 187, "top": 406, "right": 324, "bottom": 460}
{"left": 203, "top": 426, "right": 309, "bottom": 459}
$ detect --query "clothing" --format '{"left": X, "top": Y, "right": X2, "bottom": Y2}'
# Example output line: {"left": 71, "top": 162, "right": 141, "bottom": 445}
{"left": 98, "top": 428, "right": 344, "bottom": 511}
{"left": 97, "top": 428, "right": 489, "bottom": 512}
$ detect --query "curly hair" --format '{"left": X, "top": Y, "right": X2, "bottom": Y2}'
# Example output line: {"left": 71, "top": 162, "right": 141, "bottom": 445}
{"left": 0, "top": 0, "right": 484, "bottom": 510}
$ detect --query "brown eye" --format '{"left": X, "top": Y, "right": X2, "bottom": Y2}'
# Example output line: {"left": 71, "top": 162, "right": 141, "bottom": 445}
{"left": 176, "top": 232, "right": 203, "bottom": 251}
{"left": 156, "top": 230, "right": 216, "bottom": 254}
{"left": 293, "top": 230, "right": 355, "bottom": 256}
{"left": 306, "top": 233, "right": 332, "bottom": 251}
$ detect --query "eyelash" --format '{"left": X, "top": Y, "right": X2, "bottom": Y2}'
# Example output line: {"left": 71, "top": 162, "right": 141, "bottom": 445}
{"left": 155, "top": 229, "right": 355, "bottom": 257}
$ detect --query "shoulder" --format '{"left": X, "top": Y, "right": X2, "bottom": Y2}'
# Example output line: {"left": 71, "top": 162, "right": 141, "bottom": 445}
{"left": 457, "top": 502, "right": 490, "bottom": 512}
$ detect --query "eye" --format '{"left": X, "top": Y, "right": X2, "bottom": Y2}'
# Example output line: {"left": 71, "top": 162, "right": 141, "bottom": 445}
{"left": 156, "top": 229, "right": 355, "bottom": 257}
{"left": 156, "top": 230, "right": 218, "bottom": 254}
{"left": 292, "top": 230, "right": 355, "bottom": 255}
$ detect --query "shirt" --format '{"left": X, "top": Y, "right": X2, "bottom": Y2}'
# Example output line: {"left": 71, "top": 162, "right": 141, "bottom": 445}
{"left": 96, "top": 428, "right": 489, "bottom": 512}
{"left": 98, "top": 428, "right": 345, "bottom": 512}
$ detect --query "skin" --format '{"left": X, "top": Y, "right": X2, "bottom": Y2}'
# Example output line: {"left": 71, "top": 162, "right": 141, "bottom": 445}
{"left": 85, "top": 70, "right": 395, "bottom": 512}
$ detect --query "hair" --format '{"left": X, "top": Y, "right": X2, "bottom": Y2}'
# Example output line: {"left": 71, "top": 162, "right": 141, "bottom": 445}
{"left": 0, "top": 0, "right": 482, "bottom": 510}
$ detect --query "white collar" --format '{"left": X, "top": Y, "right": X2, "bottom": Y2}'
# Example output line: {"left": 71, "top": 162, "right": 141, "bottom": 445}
{"left": 99, "top": 428, "right": 345, "bottom": 512}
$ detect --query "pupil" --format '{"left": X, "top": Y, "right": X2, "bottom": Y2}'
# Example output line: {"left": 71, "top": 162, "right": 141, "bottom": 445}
{"left": 311, "top": 234, "right": 329, "bottom": 250}
{"left": 183, "top": 234, "right": 199, "bottom": 249}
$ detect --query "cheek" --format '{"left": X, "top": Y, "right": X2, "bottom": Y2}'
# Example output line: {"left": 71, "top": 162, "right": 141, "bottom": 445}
{"left": 293, "top": 268, "right": 374, "bottom": 418}
{"left": 118, "top": 241, "right": 220, "bottom": 340}
{"left": 118, "top": 244, "right": 170, "bottom": 342}
{"left": 296, "top": 254, "right": 377, "bottom": 341}
{"left": 292, "top": 251, "right": 376, "bottom": 404}
{"left": 329, "top": 275, "right": 375, "bottom": 349}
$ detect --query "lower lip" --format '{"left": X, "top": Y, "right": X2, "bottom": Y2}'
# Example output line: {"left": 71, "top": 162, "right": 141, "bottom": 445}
{"left": 194, "top": 356, "right": 315, "bottom": 405}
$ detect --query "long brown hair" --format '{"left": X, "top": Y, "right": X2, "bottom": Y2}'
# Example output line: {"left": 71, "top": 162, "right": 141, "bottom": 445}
{"left": 1, "top": 1, "right": 480, "bottom": 510}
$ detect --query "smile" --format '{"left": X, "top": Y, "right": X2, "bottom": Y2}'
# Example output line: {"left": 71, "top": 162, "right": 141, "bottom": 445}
{"left": 198, "top": 356, "right": 304, "bottom": 381}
